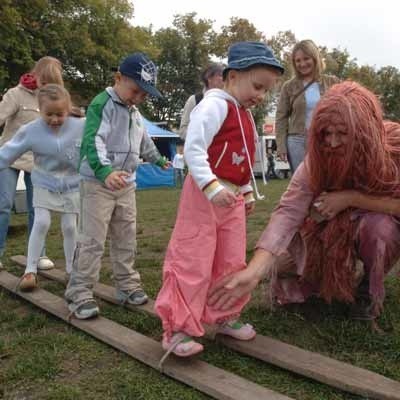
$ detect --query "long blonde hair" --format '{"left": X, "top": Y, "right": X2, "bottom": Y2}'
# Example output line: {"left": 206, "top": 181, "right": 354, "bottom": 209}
{"left": 291, "top": 40, "right": 324, "bottom": 80}
{"left": 32, "top": 56, "right": 63, "bottom": 86}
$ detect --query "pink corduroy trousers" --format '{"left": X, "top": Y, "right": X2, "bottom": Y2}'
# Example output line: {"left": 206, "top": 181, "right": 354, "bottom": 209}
{"left": 155, "top": 175, "right": 250, "bottom": 339}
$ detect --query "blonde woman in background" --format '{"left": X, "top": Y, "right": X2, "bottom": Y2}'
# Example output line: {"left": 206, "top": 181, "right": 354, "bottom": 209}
{"left": 0, "top": 56, "right": 63, "bottom": 270}
{"left": 275, "top": 40, "right": 338, "bottom": 172}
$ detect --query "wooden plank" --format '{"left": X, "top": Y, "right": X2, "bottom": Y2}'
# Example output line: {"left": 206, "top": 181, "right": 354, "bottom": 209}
{"left": 11, "top": 255, "right": 400, "bottom": 400}
{"left": 0, "top": 269, "right": 292, "bottom": 400}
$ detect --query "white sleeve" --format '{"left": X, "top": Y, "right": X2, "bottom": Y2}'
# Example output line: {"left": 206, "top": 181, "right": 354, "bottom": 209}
{"left": 184, "top": 97, "right": 228, "bottom": 192}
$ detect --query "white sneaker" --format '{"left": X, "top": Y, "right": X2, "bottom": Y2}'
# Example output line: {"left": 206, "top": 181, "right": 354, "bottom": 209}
{"left": 38, "top": 256, "right": 55, "bottom": 270}
{"left": 0, "top": 260, "right": 3, "bottom": 270}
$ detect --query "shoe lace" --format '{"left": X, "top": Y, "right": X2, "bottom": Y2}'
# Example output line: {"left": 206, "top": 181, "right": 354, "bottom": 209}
{"left": 118, "top": 289, "right": 142, "bottom": 305}
{"left": 157, "top": 333, "right": 187, "bottom": 371}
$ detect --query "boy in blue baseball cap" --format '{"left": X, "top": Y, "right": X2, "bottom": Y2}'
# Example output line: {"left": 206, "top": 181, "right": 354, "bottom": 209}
{"left": 156, "top": 42, "right": 283, "bottom": 358}
{"left": 65, "top": 52, "right": 169, "bottom": 319}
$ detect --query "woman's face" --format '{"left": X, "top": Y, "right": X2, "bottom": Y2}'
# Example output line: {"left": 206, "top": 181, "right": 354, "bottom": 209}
{"left": 293, "top": 49, "right": 315, "bottom": 79}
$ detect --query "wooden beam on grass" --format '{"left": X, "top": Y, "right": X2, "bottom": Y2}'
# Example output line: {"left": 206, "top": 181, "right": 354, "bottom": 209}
{"left": 11, "top": 255, "right": 400, "bottom": 400}
{"left": 0, "top": 269, "right": 293, "bottom": 400}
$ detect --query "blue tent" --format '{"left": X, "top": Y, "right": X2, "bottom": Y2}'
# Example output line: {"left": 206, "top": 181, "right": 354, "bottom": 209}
{"left": 137, "top": 118, "right": 179, "bottom": 189}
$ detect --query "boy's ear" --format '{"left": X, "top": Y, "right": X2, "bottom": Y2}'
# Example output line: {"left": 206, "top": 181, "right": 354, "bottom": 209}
{"left": 114, "top": 71, "right": 122, "bottom": 82}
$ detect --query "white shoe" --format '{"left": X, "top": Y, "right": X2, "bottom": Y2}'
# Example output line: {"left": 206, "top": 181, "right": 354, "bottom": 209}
{"left": 38, "top": 256, "right": 55, "bottom": 270}
{"left": 0, "top": 260, "right": 3, "bottom": 270}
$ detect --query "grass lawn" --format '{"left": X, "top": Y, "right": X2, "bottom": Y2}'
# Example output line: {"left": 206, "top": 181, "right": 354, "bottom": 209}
{"left": 1, "top": 178, "right": 400, "bottom": 400}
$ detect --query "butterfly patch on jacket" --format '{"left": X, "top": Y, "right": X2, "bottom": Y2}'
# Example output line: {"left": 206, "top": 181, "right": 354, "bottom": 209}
{"left": 232, "top": 148, "right": 246, "bottom": 165}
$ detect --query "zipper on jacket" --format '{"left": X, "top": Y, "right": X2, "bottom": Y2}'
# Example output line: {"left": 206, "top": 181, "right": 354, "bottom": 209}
{"left": 214, "top": 141, "right": 228, "bottom": 168}
{"left": 121, "top": 107, "right": 133, "bottom": 170}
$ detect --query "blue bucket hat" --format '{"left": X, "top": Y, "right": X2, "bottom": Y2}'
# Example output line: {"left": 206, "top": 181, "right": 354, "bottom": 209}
{"left": 224, "top": 41, "right": 284, "bottom": 76}
{"left": 118, "top": 52, "right": 162, "bottom": 98}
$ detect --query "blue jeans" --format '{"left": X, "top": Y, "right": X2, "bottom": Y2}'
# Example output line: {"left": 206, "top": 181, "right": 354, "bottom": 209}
{"left": 287, "top": 134, "right": 306, "bottom": 173}
{"left": 174, "top": 168, "right": 185, "bottom": 188}
{"left": 0, "top": 168, "right": 40, "bottom": 257}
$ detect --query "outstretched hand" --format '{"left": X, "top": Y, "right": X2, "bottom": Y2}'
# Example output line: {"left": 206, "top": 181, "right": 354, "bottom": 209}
{"left": 208, "top": 249, "right": 273, "bottom": 310}
{"left": 208, "top": 268, "right": 260, "bottom": 311}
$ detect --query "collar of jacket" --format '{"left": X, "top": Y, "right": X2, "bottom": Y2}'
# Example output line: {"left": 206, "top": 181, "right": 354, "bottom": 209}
{"left": 105, "top": 86, "right": 138, "bottom": 112}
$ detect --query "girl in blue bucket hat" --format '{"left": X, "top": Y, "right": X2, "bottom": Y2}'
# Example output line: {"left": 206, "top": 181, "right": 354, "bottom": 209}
{"left": 156, "top": 41, "right": 283, "bottom": 359}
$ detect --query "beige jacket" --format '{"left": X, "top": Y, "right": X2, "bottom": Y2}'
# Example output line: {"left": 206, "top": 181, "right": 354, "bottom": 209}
{"left": 275, "top": 75, "right": 339, "bottom": 154}
{"left": 0, "top": 84, "right": 39, "bottom": 171}
{"left": 178, "top": 94, "right": 196, "bottom": 140}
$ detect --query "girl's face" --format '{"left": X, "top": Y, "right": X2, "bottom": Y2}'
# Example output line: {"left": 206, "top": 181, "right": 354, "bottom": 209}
{"left": 40, "top": 98, "right": 69, "bottom": 131}
{"left": 226, "top": 67, "right": 278, "bottom": 109}
{"left": 293, "top": 49, "right": 315, "bottom": 79}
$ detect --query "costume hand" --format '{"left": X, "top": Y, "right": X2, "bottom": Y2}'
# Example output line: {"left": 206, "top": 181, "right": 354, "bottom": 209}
{"left": 245, "top": 201, "right": 256, "bottom": 216}
{"left": 314, "top": 190, "right": 356, "bottom": 220}
{"left": 105, "top": 170, "right": 130, "bottom": 191}
{"left": 277, "top": 152, "right": 287, "bottom": 162}
{"left": 208, "top": 269, "right": 259, "bottom": 311}
{"left": 211, "top": 188, "right": 237, "bottom": 207}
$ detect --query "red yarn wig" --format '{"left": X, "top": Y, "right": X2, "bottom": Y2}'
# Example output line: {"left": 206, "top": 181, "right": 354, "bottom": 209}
{"left": 306, "top": 80, "right": 400, "bottom": 196}
{"left": 302, "top": 81, "right": 400, "bottom": 303}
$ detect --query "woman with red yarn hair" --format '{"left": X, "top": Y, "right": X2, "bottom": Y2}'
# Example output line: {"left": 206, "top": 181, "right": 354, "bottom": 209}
{"left": 209, "top": 81, "right": 400, "bottom": 324}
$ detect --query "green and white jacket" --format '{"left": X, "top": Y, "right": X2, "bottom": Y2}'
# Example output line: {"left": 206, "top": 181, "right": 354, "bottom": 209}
{"left": 79, "top": 87, "right": 165, "bottom": 185}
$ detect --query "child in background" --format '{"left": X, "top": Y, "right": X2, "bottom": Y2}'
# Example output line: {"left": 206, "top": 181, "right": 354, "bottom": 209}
{"left": 172, "top": 145, "right": 185, "bottom": 187}
{"left": 155, "top": 42, "right": 284, "bottom": 357}
{"left": 65, "top": 52, "right": 170, "bottom": 320}
{"left": 0, "top": 84, "right": 84, "bottom": 290}
{"left": 0, "top": 56, "right": 63, "bottom": 271}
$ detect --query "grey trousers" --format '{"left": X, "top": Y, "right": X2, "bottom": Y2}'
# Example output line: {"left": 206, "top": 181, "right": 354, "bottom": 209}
{"left": 65, "top": 180, "right": 142, "bottom": 305}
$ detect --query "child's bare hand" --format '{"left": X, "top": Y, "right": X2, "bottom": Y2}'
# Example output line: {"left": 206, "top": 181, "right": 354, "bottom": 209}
{"left": 211, "top": 189, "right": 237, "bottom": 207}
{"left": 162, "top": 161, "right": 172, "bottom": 170}
{"left": 105, "top": 171, "right": 130, "bottom": 191}
{"left": 245, "top": 201, "right": 255, "bottom": 216}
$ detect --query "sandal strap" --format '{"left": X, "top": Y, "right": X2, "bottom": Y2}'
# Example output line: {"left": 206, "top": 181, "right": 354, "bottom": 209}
{"left": 225, "top": 320, "right": 253, "bottom": 330}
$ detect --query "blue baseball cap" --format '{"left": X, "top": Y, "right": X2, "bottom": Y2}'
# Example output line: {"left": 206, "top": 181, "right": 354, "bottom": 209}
{"left": 118, "top": 52, "right": 162, "bottom": 98}
{"left": 224, "top": 41, "right": 284, "bottom": 76}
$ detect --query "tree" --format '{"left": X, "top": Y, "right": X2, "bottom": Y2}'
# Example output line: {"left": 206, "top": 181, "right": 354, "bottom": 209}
{"left": 142, "top": 13, "right": 216, "bottom": 124}
{"left": 376, "top": 66, "right": 400, "bottom": 121}
{"left": 267, "top": 30, "right": 297, "bottom": 79}
{"left": 212, "top": 17, "right": 265, "bottom": 57}
{"left": 321, "top": 47, "right": 358, "bottom": 79}
{"left": 0, "top": 0, "right": 48, "bottom": 89}
{"left": 0, "top": 0, "right": 153, "bottom": 104}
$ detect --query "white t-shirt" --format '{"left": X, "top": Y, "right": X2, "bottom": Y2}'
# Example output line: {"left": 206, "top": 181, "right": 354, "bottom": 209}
{"left": 304, "top": 82, "right": 320, "bottom": 130}
{"left": 172, "top": 153, "right": 185, "bottom": 169}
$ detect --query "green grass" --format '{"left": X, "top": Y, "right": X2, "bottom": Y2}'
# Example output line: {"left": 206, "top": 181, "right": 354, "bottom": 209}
{"left": 1, "top": 179, "right": 400, "bottom": 399}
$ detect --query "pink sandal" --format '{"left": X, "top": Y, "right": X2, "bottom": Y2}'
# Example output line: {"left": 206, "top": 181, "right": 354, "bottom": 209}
{"left": 162, "top": 333, "right": 203, "bottom": 357}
